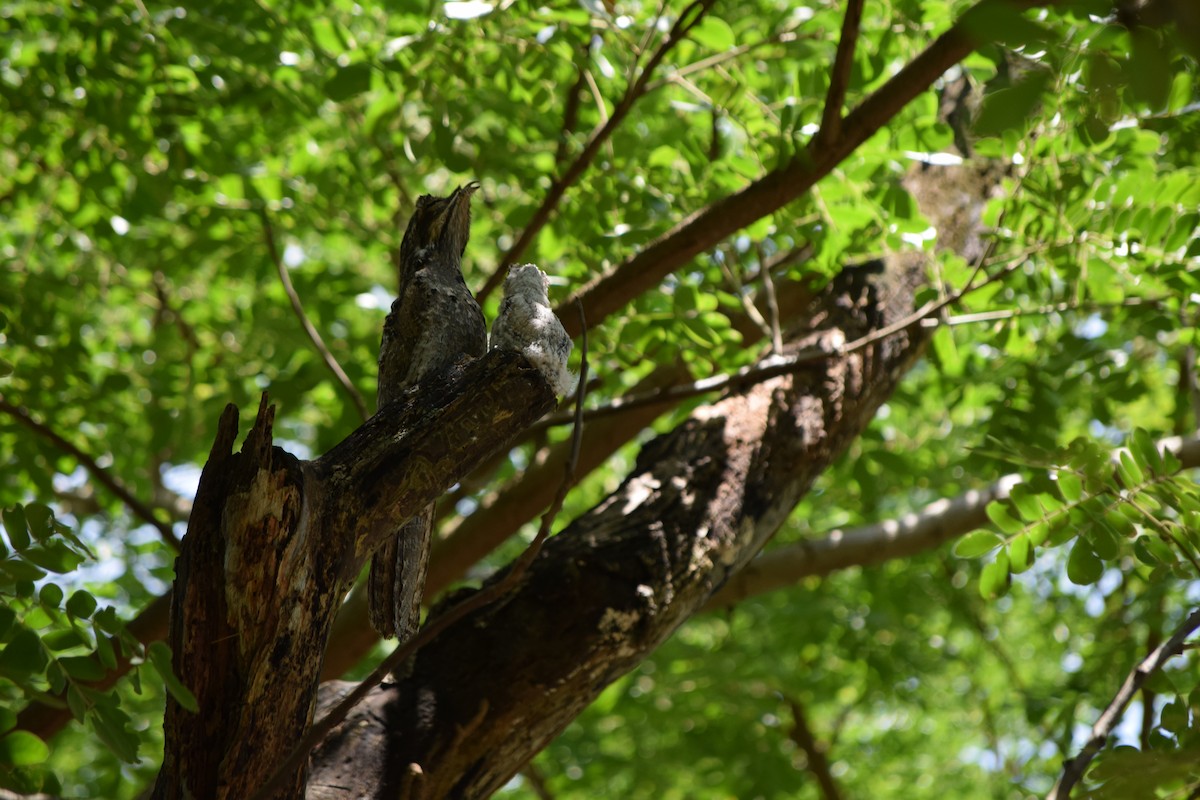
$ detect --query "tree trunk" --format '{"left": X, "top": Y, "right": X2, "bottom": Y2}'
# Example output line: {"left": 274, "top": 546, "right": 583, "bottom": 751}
{"left": 306, "top": 254, "right": 929, "bottom": 798}
{"left": 153, "top": 351, "right": 557, "bottom": 799}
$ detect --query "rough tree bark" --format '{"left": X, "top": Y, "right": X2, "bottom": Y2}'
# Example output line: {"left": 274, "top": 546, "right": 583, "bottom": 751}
{"left": 306, "top": 254, "right": 930, "bottom": 798}
{"left": 151, "top": 351, "right": 557, "bottom": 799}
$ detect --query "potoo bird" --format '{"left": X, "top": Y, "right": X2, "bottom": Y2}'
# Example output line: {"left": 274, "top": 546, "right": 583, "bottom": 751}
{"left": 370, "top": 182, "right": 487, "bottom": 642}
{"left": 491, "top": 264, "right": 574, "bottom": 395}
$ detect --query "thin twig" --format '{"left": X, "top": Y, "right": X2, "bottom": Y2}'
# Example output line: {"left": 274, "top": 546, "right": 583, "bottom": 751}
{"left": 716, "top": 247, "right": 773, "bottom": 343}
{"left": 817, "top": 0, "right": 865, "bottom": 147}
{"left": 924, "top": 296, "right": 1169, "bottom": 328}
{"left": 258, "top": 207, "right": 370, "bottom": 422}
{"left": 755, "top": 242, "right": 783, "bottom": 354}
{"left": 1046, "top": 607, "right": 1200, "bottom": 800}
{"left": 477, "top": 0, "right": 718, "bottom": 303}
{"left": 0, "top": 396, "right": 181, "bottom": 550}
{"left": 785, "top": 694, "right": 843, "bottom": 800}
{"left": 250, "top": 306, "right": 590, "bottom": 800}
{"left": 643, "top": 30, "right": 805, "bottom": 93}
{"left": 522, "top": 761, "right": 556, "bottom": 800}
{"left": 535, "top": 256, "right": 1024, "bottom": 431}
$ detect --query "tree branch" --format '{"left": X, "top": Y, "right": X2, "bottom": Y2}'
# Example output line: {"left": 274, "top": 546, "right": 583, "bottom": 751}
{"left": 0, "top": 395, "right": 181, "bottom": 550}
{"left": 555, "top": 0, "right": 1044, "bottom": 340}
{"left": 817, "top": 0, "right": 864, "bottom": 147}
{"left": 477, "top": 0, "right": 719, "bottom": 302}
{"left": 1046, "top": 607, "right": 1200, "bottom": 800}
{"left": 708, "top": 434, "right": 1200, "bottom": 610}
{"left": 707, "top": 474, "right": 1020, "bottom": 608}
{"left": 258, "top": 206, "right": 370, "bottom": 422}
{"left": 317, "top": 350, "right": 557, "bottom": 572}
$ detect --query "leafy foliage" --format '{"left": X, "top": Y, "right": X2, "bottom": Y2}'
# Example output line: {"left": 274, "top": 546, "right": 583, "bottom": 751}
{"left": 1, "top": 0, "right": 1198, "bottom": 796}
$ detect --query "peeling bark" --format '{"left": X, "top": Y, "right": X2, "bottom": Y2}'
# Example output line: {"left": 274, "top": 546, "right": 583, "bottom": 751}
{"left": 308, "top": 255, "right": 930, "bottom": 799}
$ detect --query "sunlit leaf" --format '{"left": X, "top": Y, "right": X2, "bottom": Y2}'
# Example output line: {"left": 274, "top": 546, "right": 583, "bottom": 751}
{"left": 0, "top": 731, "right": 50, "bottom": 767}
{"left": 954, "top": 530, "right": 1004, "bottom": 558}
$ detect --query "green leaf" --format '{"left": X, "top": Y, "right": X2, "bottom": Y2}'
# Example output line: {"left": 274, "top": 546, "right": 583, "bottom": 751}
{"left": 964, "top": 4, "right": 1052, "bottom": 48}
{"left": 1131, "top": 428, "right": 1163, "bottom": 476}
{"left": 0, "top": 556, "right": 47, "bottom": 582}
{"left": 67, "top": 685, "right": 88, "bottom": 722}
{"left": 1066, "top": 540, "right": 1103, "bottom": 585}
{"left": 59, "top": 655, "right": 106, "bottom": 681}
{"left": 1009, "top": 487, "right": 1043, "bottom": 522}
{"left": 1128, "top": 28, "right": 1172, "bottom": 109}
{"left": 2, "top": 506, "right": 30, "bottom": 551}
{"left": 974, "top": 71, "right": 1051, "bottom": 138}
{"left": 1057, "top": 472, "right": 1083, "bottom": 503}
{"left": 45, "top": 659, "right": 66, "bottom": 694}
{"left": 979, "top": 550, "right": 1010, "bottom": 599}
{"left": 1137, "top": 535, "right": 1178, "bottom": 567}
{"left": 0, "top": 629, "right": 48, "bottom": 678}
{"left": 38, "top": 583, "right": 63, "bottom": 609}
{"left": 954, "top": 530, "right": 1004, "bottom": 558}
{"left": 23, "top": 543, "right": 85, "bottom": 574}
{"left": 1160, "top": 700, "right": 1188, "bottom": 734}
{"left": 93, "top": 607, "right": 122, "bottom": 635}
{"left": 931, "top": 327, "right": 963, "bottom": 377}
{"left": 1117, "top": 451, "right": 1144, "bottom": 487}
{"left": 0, "top": 707, "right": 14, "bottom": 735}
{"left": 42, "top": 629, "right": 86, "bottom": 651}
{"left": 985, "top": 502, "right": 1023, "bottom": 534}
{"left": 690, "top": 17, "right": 735, "bottom": 51}
{"left": 94, "top": 632, "right": 117, "bottom": 670}
{"left": 66, "top": 590, "right": 98, "bottom": 620}
{"left": 148, "top": 641, "right": 199, "bottom": 713}
{"left": 1088, "top": 518, "right": 1121, "bottom": 560}
{"left": 1009, "top": 533, "right": 1034, "bottom": 573}
{"left": 0, "top": 731, "right": 50, "bottom": 767}
{"left": 23, "top": 504, "right": 52, "bottom": 542}
{"left": 1027, "top": 520, "right": 1051, "bottom": 547}
{"left": 89, "top": 702, "right": 140, "bottom": 764}
{"left": 324, "top": 63, "right": 372, "bottom": 102}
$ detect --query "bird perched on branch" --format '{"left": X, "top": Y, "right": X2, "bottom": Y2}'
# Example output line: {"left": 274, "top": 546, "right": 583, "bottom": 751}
{"left": 491, "top": 264, "right": 574, "bottom": 395}
{"left": 370, "top": 182, "right": 487, "bottom": 642}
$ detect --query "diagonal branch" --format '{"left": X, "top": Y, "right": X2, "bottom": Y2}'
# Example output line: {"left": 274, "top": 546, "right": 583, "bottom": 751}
{"left": 476, "top": 0, "right": 719, "bottom": 302}
{"left": 1046, "top": 607, "right": 1200, "bottom": 800}
{"left": 555, "top": 0, "right": 1045, "bottom": 340}
{"left": 817, "top": 0, "right": 865, "bottom": 147}
{"left": 706, "top": 475, "right": 1022, "bottom": 609}
{"left": 0, "top": 395, "right": 181, "bottom": 550}
{"left": 707, "top": 434, "right": 1200, "bottom": 610}
{"left": 258, "top": 207, "right": 370, "bottom": 422}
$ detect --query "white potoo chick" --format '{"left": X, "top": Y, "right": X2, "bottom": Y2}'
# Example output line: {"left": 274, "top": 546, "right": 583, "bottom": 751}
{"left": 491, "top": 264, "right": 574, "bottom": 395}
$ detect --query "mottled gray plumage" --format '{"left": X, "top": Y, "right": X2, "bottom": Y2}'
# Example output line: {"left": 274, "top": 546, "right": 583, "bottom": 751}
{"left": 491, "top": 264, "right": 574, "bottom": 395}
{"left": 370, "top": 183, "right": 487, "bottom": 641}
